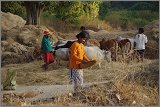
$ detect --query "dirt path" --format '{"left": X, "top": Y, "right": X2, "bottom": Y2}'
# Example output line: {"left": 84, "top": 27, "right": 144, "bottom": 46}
{"left": 2, "top": 80, "right": 112, "bottom": 102}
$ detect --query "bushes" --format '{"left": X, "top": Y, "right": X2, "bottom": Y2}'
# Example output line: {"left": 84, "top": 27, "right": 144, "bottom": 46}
{"left": 1, "top": 1, "right": 26, "bottom": 19}
{"left": 105, "top": 10, "right": 159, "bottom": 30}
{"left": 129, "top": 2, "right": 159, "bottom": 12}
{"left": 41, "top": 3, "right": 159, "bottom": 32}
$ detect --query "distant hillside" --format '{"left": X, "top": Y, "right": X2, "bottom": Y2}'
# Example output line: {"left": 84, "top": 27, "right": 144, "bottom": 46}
{"left": 110, "top": 1, "right": 159, "bottom": 11}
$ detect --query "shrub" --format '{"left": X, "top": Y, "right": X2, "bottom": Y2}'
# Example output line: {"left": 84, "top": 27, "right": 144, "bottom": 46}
{"left": 105, "top": 10, "right": 158, "bottom": 30}
{"left": 1, "top": 1, "right": 26, "bottom": 19}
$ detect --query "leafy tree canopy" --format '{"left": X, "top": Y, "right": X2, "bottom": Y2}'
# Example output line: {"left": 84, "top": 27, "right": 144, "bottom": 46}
{"left": 82, "top": 1, "right": 101, "bottom": 19}
{"left": 99, "top": 1, "right": 111, "bottom": 20}
{"left": 1, "top": 1, "right": 26, "bottom": 19}
{"left": 54, "top": 1, "right": 83, "bottom": 25}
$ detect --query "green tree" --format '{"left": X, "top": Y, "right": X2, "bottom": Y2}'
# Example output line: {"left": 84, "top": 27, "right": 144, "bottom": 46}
{"left": 1, "top": 1, "right": 26, "bottom": 19}
{"left": 24, "top": 1, "right": 52, "bottom": 25}
{"left": 82, "top": 1, "right": 100, "bottom": 20}
{"left": 43, "top": 1, "right": 57, "bottom": 15}
{"left": 54, "top": 1, "right": 83, "bottom": 25}
{"left": 53, "top": 1, "right": 100, "bottom": 25}
{"left": 99, "top": 1, "right": 110, "bottom": 20}
{"left": 1, "top": 1, "right": 56, "bottom": 25}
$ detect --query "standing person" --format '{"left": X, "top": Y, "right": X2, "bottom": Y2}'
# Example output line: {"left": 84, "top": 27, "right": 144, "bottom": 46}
{"left": 77, "top": 26, "right": 90, "bottom": 46}
{"left": 69, "top": 32, "right": 94, "bottom": 95}
{"left": 134, "top": 27, "right": 148, "bottom": 62}
{"left": 41, "top": 30, "right": 54, "bottom": 70}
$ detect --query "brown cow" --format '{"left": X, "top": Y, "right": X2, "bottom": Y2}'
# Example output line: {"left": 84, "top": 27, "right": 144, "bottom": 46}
{"left": 117, "top": 38, "right": 134, "bottom": 61}
{"left": 118, "top": 39, "right": 131, "bottom": 52}
{"left": 99, "top": 38, "right": 118, "bottom": 61}
{"left": 88, "top": 39, "right": 100, "bottom": 47}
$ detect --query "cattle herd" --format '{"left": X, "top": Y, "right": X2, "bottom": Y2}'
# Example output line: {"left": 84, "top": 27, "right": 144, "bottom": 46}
{"left": 53, "top": 36, "right": 137, "bottom": 64}
{"left": 99, "top": 37, "right": 135, "bottom": 62}
{"left": 34, "top": 36, "right": 139, "bottom": 67}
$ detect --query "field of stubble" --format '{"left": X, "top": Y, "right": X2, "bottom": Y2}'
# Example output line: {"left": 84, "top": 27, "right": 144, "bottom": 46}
{"left": 2, "top": 58, "right": 159, "bottom": 106}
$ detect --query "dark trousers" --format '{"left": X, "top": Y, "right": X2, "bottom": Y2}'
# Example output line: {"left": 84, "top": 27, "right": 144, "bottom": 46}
{"left": 136, "top": 49, "right": 145, "bottom": 62}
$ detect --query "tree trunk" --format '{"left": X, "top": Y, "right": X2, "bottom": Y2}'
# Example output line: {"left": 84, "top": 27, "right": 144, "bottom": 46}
{"left": 32, "top": 2, "right": 37, "bottom": 25}
{"left": 25, "top": 2, "right": 32, "bottom": 25}
{"left": 37, "top": 6, "right": 45, "bottom": 25}
{"left": 25, "top": 1, "right": 45, "bottom": 25}
{"left": 35, "top": 3, "right": 44, "bottom": 25}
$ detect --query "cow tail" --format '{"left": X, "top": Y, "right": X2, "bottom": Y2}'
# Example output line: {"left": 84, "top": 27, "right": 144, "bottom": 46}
{"left": 53, "top": 42, "right": 59, "bottom": 56}
{"left": 53, "top": 50, "right": 56, "bottom": 56}
{"left": 114, "top": 40, "right": 118, "bottom": 61}
{"left": 127, "top": 41, "right": 132, "bottom": 54}
{"left": 116, "top": 41, "right": 118, "bottom": 61}
{"left": 129, "top": 41, "right": 132, "bottom": 51}
{"left": 128, "top": 41, "right": 132, "bottom": 60}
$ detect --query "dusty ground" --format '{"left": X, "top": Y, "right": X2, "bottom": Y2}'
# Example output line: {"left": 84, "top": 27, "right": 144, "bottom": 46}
{"left": 1, "top": 58, "right": 158, "bottom": 86}
{"left": 1, "top": 29, "right": 159, "bottom": 106}
{"left": 1, "top": 58, "right": 159, "bottom": 106}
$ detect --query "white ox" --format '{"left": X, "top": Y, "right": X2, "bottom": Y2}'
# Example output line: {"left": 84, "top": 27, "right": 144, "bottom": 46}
{"left": 54, "top": 46, "right": 111, "bottom": 68}
{"left": 54, "top": 48, "right": 70, "bottom": 61}
{"left": 84, "top": 46, "right": 111, "bottom": 68}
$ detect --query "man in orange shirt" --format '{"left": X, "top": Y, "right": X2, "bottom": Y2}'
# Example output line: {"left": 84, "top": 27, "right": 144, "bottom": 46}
{"left": 69, "top": 31, "right": 90, "bottom": 94}
{"left": 76, "top": 26, "right": 90, "bottom": 46}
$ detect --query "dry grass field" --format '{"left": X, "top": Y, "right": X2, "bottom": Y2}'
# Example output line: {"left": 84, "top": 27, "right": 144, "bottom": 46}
{"left": 1, "top": 22, "right": 159, "bottom": 106}
{"left": 1, "top": 58, "right": 159, "bottom": 106}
